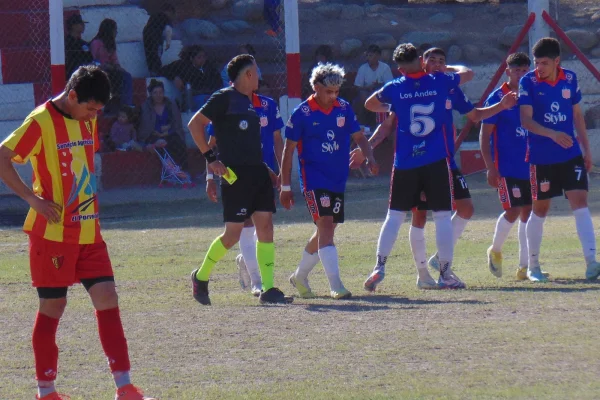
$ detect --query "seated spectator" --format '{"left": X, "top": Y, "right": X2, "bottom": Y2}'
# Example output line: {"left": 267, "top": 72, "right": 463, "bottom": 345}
{"left": 160, "top": 45, "right": 221, "bottom": 111}
{"left": 303, "top": 45, "right": 334, "bottom": 98}
{"left": 353, "top": 44, "right": 394, "bottom": 127}
{"left": 137, "top": 79, "right": 188, "bottom": 171}
{"left": 143, "top": 3, "right": 176, "bottom": 75}
{"left": 220, "top": 44, "right": 263, "bottom": 87}
{"left": 64, "top": 14, "right": 93, "bottom": 79}
{"left": 90, "top": 19, "right": 133, "bottom": 110}
{"left": 109, "top": 106, "right": 142, "bottom": 152}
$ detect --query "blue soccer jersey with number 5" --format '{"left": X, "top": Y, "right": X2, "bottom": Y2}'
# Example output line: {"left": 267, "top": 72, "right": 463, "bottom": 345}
{"left": 376, "top": 71, "right": 461, "bottom": 170}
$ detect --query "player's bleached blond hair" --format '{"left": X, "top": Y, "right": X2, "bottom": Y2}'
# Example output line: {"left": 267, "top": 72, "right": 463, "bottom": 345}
{"left": 309, "top": 63, "right": 345, "bottom": 90}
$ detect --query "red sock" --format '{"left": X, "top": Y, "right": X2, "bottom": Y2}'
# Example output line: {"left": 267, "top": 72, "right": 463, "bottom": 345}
{"left": 95, "top": 307, "right": 131, "bottom": 372}
{"left": 32, "top": 312, "right": 60, "bottom": 381}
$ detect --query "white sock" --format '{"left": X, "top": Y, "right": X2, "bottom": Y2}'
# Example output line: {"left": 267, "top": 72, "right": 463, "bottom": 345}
{"left": 573, "top": 207, "right": 597, "bottom": 264}
{"left": 518, "top": 220, "right": 528, "bottom": 267}
{"left": 38, "top": 381, "right": 56, "bottom": 398}
{"left": 491, "top": 212, "right": 515, "bottom": 252}
{"left": 526, "top": 213, "right": 545, "bottom": 268}
{"left": 375, "top": 209, "right": 406, "bottom": 270}
{"left": 295, "top": 250, "right": 320, "bottom": 280}
{"left": 318, "top": 245, "right": 344, "bottom": 291}
{"left": 451, "top": 213, "right": 469, "bottom": 247}
{"left": 433, "top": 211, "right": 453, "bottom": 267}
{"left": 239, "top": 227, "right": 261, "bottom": 286}
{"left": 409, "top": 225, "right": 427, "bottom": 271}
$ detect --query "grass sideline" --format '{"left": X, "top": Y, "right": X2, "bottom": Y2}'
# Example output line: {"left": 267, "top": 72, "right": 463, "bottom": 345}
{"left": 1, "top": 174, "right": 600, "bottom": 399}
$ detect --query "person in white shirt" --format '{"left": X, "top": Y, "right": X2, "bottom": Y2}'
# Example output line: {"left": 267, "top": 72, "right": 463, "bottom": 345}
{"left": 353, "top": 45, "right": 394, "bottom": 127}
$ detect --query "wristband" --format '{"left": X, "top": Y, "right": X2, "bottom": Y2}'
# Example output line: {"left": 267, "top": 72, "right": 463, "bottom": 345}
{"left": 281, "top": 185, "right": 292, "bottom": 192}
{"left": 203, "top": 148, "right": 217, "bottom": 163}
{"left": 206, "top": 173, "right": 214, "bottom": 181}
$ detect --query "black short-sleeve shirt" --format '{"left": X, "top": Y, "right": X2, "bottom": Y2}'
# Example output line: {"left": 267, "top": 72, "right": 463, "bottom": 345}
{"left": 200, "top": 87, "right": 263, "bottom": 166}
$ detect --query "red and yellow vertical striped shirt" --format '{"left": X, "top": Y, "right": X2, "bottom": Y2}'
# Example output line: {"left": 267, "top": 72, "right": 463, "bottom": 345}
{"left": 1, "top": 101, "right": 102, "bottom": 244}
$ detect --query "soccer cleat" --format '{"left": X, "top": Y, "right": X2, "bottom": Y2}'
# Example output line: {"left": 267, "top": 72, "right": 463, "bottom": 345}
{"left": 289, "top": 273, "right": 316, "bottom": 298}
{"left": 416, "top": 274, "right": 438, "bottom": 290}
{"left": 330, "top": 287, "right": 352, "bottom": 299}
{"left": 115, "top": 384, "right": 156, "bottom": 400}
{"left": 428, "top": 253, "right": 440, "bottom": 272}
{"left": 585, "top": 260, "right": 600, "bottom": 281}
{"left": 438, "top": 262, "right": 466, "bottom": 289}
{"left": 363, "top": 269, "right": 385, "bottom": 292}
{"left": 527, "top": 265, "right": 548, "bottom": 282}
{"left": 236, "top": 254, "right": 251, "bottom": 290}
{"left": 516, "top": 266, "right": 550, "bottom": 280}
{"left": 37, "top": 393, "right": 71, "bottom": 400}
{"left": 250, "top": 285, "right": 262, "bottom": 297}
{"left": 190, "top": 269, "right": 211, "bottom": 305}
{"left": 259, "top": 287, "right": 294, "bottom": 304}
{"left": 487, "top": 246, "right": 503, "bottom": 278}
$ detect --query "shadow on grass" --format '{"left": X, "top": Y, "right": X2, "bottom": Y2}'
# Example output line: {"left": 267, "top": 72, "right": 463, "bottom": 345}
{"left": 469, "top": 279, "right": 600, "bottom": 292}
{"left": 301, "top": 295, "right": 486, "bottom": 312}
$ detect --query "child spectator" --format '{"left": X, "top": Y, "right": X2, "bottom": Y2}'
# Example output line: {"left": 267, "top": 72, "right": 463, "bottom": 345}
{"left": 110, "top": 106, "right": 142, "bottom": 151}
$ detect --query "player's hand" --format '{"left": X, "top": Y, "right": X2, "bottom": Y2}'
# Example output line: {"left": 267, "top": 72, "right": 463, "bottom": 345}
{"left": 279, "top": 190, "right": 294, "bottom": 210}
{"left": 583, "top": 150, "right": 593, "bottom": 172}
{"left": 486, "top": 167, "right": 500, "bottom": 188}
{"left": 27, "top": 195, "right": 62, "bottom": 224}
{"left": 501, "top": 91, "right": 518, "bottom": 109}
{"left": 551, "top": 131, "right": 573, "bottom": 149}
{"left": 349, "top": 148, "right": 366, "bottom": 169}
{"left": 209, "top": 160, "right": 228, "bottom": 177}
{"left": 366, "top": 158, "right": 380, "bottom": 176}
{"left": 206, "top": 179, "right": 218, "bottom": 203}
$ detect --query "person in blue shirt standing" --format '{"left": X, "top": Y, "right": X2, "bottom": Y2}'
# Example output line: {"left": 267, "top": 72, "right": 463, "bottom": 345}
{"left": 205, "top": 94, "right": 284, "bottom": 296}
{"left": 519, "top": 38, "right": 600, "bottom": 282}
{"left": 280, "top": 63, "right": 378, "bottom": 299}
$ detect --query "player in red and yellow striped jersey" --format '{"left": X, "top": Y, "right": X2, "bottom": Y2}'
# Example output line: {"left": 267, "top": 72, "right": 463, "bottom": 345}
{"left": 0, "top": 66, "right": 155, "bottom": 400}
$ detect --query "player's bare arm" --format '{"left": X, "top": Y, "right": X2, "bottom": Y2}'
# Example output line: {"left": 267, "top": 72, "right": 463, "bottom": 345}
{"left": 274, "top": 129, "right": 284, "bottom": 171}
{"left": 573, "top": 103, "right": 593, "bottom": 171}
{"left": 365, "top": 92, "right": 391, "bottom": 113}
{"left": 467, "top": 92, "right": 517, "bottom": 123}
{"left": 204, "top": 135, "right": 218, "bottom": 202}
{"left": 0, "top": 145, "right": 62, "bottom": 223}
{"left": 189, "top": 111, "right": 228, "bottom": 176}
{"left": 349, "top": 114, "right": 394, "bottom": 168}
{"left": 352, "top": 131, "right": 379, "bottom": 176}
{"left": 445, "top": 65, "right": 474, "bottom": 85}
{"left": 279, "top": 138, "right": 297, "bottom": 209}
{"left": 479, "top": 123, "right": 500, "bottom": 188}
{"left": 520, "top": 104, "right": 573, "bottom": 149}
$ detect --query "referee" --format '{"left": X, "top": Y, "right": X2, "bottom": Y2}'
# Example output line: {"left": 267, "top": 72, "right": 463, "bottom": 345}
{"left": 188, "top": 54, "right": 292, "bottom": 305}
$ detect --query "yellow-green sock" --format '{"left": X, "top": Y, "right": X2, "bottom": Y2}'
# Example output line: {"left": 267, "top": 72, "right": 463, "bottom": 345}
{"left": 196, "top": 236, "right": 228, "bottom": 281}
{"left": 256, "top": 241, "right": 275, "bottom": 291}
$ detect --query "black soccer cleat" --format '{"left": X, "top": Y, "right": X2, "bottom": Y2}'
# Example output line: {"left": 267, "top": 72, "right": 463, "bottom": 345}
{"left": 191, "top": 269, "right": 211, "bottom": 305}
{"left": 259, "top": 287, "right": 294, "bottom": 305}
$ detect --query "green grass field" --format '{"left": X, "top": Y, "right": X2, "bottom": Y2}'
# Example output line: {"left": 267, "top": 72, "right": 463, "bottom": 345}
{"left": 2, "top": 174, "right": 600, "bottom": 399}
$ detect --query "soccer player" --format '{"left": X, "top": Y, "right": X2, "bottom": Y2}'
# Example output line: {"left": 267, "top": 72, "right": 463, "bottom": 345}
{"left": 188, "top": 54, "right": 292, "bottom": 304}
{"left": 281, "top": 63, "right": 378, "bottom": 299}
{"left": 480, "top": 52, "right": 545, "bottom": 279}
{"left": 519, "top": 37, "right": 600, "bottom": 281}
{"left": 205, "top": 93, "right": 284, "bottom": 296}
{"left": 0, "top": 66, "right": 155, "bottom": 400}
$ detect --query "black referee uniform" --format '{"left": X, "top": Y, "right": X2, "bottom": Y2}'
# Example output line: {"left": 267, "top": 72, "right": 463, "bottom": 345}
{"left": 200, "top": 87, "right": 276, "bottom": 222}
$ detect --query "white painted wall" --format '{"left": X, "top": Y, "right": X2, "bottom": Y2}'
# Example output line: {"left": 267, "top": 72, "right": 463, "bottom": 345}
{"left": 80, "top": 6, "right": 149, "bottom": 43}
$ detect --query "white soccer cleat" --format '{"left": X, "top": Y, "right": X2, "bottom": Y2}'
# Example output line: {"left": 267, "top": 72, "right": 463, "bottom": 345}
{"left": 416, "top": 274, "right": 438, "bottom": 290}
{"left": 585, "top": 260, "right": 600, "bottom": 281}
{"left": 289, "top": 273, "right": 316, "bottom": 298}
{"left": 236, "top": 254, "right": 251, "bottom": 290}
{"left": 527, "top": 265, "right": 548, "bottom": 282}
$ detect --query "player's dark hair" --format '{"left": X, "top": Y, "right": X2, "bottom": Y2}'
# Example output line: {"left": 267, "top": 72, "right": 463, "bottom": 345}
{"left": 423, "top": 47, "right": 446, "bottom": 60}
{"left": 533, "top": 37, "right": 560, "bottom": 59}
{"left": 118, "top": 105, "right": 133, "bottom": 121}
{"left": 147, "top": 78, "right": 165, "bottom": 94}
{"left": 92, "top": 18, "right": 117, "bottom": 53}
{"left": 179, "top": 45, "right": 205, "bottom": 62}
{"left": 65, "top": 65, "right": 111, "bottom": 105}
{"left": 506, "top": 52, "right": 531, "bottom": 67}
{"left": 367, "top": 44, "right": 382, "bottom": 55}
{"left": 393, "top": 43, "right": 419, "bottom": 66}
{"left": 227, "top": 54, "right": 255, "bottom": 83}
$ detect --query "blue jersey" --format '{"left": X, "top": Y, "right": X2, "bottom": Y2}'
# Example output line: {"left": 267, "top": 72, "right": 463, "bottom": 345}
{"left": 285, "top": 96, "right": 361, "bottom": 193}
{"left": 376, "top": 71, "right": 461, "bottom": 170}
{"left": 208, "top": 93, "right": 283, "bottom": 171}
{"left": 518, "top": 67, "right": 582, "bottom": 165}
{"left": 483, "top": 83, "right": 529, "bottom": 180}
{"left": 446, "top": 86, "right": 474, "bottom": 170}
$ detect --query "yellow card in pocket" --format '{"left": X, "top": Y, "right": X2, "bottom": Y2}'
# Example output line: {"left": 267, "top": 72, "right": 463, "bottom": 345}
{"left": 223, "top": 167, "right": 237, "bottom": 184}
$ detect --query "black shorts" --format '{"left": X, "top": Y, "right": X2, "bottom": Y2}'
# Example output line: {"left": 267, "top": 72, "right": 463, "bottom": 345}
{"left": 498, "top": 176, "right": 532, "bottom": 210}
{"left": 416, "top": 168, "right": 470, "bottom": 211}
{"left": 530, "top": 155, "right": 588, "bottom": 201}
{"left": 390, "top": 158, "right": 454, "bottom": 212}
{"left": 304, "top": 189, "right": 345, "bottom": 224}
{"left": 221, "top": 165, "right": 276, "bottom": 223}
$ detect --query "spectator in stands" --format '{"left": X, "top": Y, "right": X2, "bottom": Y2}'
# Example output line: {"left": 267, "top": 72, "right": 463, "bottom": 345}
{"left": 90, "top": 19, "right": 133, "bottom": 108}
{"left": 143, "top": 3, "right": 176, "bottom": 76}
{"left": 353, "top": 44, "right": 394, "bottom": 127}
{"left": 264, "top": 0, "right": 282, "bottom": 37}
{"left": 160, "top": 45, "right": 221, "bottom": 111}
{"left": 64, "top": 14, "right": 94, "bottom": 79}
{"left": 137, "top": 79, "right": 188, "bottom": 170}
{"left": 303, "top": 45, "right": 334, "bottom": 98}
{"left": 109, "top": 106, "right": 142, "bottom": 152}
{"left": 220, "top": 44, "right": 263, "bottom": 87}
